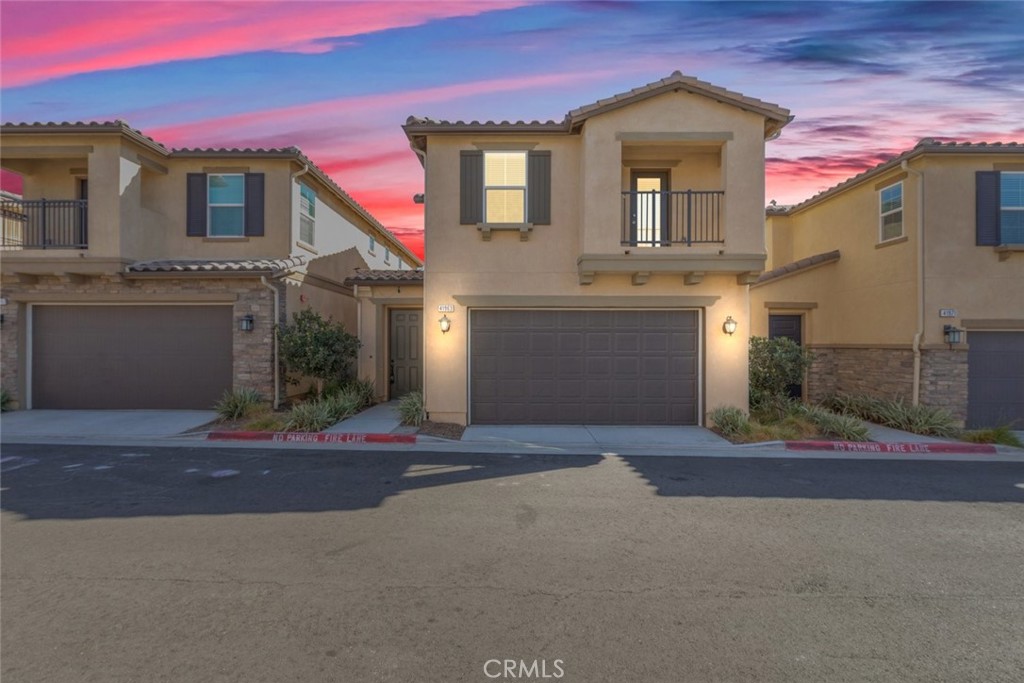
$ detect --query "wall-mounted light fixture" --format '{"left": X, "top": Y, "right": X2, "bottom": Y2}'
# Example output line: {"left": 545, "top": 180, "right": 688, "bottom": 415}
{"left": 239, "top": 314, "right": 255, "bottom": 332}
{"left": 943, "top": 324, "right": 962, "bottom": 349}
{"left": 438, "top": 314, "right": 451, "bottom": 334}
{"left": 722, "top": 315, "right": 738, "bottom": 336}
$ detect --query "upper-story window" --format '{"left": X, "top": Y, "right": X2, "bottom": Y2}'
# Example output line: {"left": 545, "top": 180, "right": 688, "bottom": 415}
{"left": 484, "top": 152, "right": 527, "bottom": 223}
{"left": 299, "top": 183, "right": 316, "bottom": 246}
{"left": 460, "top": 150, "right": 550, "bottom": 226}
{"left": 384, "top": 247, "right": 391, "bottom": 264}
{"left": 369, "top": 235, "right": 376, "bottom": 253}
{"left": 879, "top": 181, "right": 903, "bottom": 242}
{"left": 208, "top": 174, "right": 245, "bottom": 237}
{"left": 1001, "top": 172, "right": 1024, "bottom": 244}
{"left": 187, "top": 172, "right": 264, "bottom": 238}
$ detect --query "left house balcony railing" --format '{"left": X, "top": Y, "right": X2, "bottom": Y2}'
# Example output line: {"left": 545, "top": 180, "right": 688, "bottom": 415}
{"left": 0, "top": 198, "right": 89, "bottom": 249}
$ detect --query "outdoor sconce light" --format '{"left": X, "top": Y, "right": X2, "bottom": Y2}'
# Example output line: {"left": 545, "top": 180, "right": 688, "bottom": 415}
{"left": 943, "top": 324, "right": 962, "bottom": 348}
{"left": 239, "top": 314, "right": 255, "bottom": 332}
{"left": 722, "top": 315, "right": 738, "bottom": 336}
{"left": 438, "top": 314, "right": 451, "bottom": 334}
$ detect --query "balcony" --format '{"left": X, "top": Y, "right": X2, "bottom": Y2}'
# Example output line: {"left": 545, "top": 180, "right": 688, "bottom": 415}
{"left": 1, "top": 198, "right": 88, "bottom": 250}
{"left": 621, "top": 189, "right": 723, "bottom": 246}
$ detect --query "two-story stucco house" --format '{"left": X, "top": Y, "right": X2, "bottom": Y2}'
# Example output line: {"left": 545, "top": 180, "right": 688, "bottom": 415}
{"left": 0, "top": 121, "right": 420, "bottom": 410}
{"left": 361, "top": 72, "right": 791, "bottom": 425}
{"left": 751, "top": 139, "right": 1024, "bottom": 428}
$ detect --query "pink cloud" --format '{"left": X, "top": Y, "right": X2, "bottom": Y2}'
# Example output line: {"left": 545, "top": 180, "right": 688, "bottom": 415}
{"left": 1, "top": 1, "right": 531, "bottom": 87}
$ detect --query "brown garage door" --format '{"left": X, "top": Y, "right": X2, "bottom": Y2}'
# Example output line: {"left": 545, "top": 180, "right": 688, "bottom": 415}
{"left": 967, "top": 331, "right": 1024, "bottom": 428}
{"left": 471, "top": 309, "right": 699, "bottom": 425}
{"left": 32, "top": 305, "right": 233, "bottom": 409}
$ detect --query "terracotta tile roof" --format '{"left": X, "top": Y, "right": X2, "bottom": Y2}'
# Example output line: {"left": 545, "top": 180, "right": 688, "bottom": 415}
{"left": 754, "top": 250, "right": 841, "bottom": 285}
{"left": 127, "top": 256, "right": 307, "bottom": 275}
{"left": 776, "top": 139, "right": 1024, "bottom": 216}
{"left": 404, "top": 71, "right": 792, "bottom": 142}
{"left": 1, "top": 121, "right": 421, "bottom": 267}
{"left": 344, "top": 269, "right": 424, "bottom": 285}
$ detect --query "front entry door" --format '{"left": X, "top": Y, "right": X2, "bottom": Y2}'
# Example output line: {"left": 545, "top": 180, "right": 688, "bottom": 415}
{"left": 769, "top": 314, "right": 804, "bottom": 400}
{"left": 630, "top": 170, "right": 671, "bottom": 246}
{"left": 389, "top": 309, "right": 423, "bottom": 399}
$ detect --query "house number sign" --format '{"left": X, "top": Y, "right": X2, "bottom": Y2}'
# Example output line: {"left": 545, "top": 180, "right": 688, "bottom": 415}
{"left": 437, "top": 304, "right": 455, "bottom": 313}
{"left": 939, "top": 309, "right": 957, "bottom": 318}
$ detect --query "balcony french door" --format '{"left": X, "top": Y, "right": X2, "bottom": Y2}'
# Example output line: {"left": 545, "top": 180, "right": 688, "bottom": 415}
{"left": 630, "top": 170, "right": 670, "bottom": 247}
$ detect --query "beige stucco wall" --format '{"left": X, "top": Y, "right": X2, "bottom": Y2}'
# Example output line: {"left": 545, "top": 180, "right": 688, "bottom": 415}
{"left": 754, "top": 153, "right": 1024, "bottom": 348}
{"left": 354, "top": 284, "right": 424, "bottom": 401}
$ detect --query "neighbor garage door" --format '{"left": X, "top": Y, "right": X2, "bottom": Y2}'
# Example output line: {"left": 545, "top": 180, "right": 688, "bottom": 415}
{"left": 470, "top": 309, "right": 699, "bottom": 425}
{"left": 32, "top": 305, "right": 233, "bottom": 409}
{"left": 967, "top": 331, "right": 1024, "bottom": 428}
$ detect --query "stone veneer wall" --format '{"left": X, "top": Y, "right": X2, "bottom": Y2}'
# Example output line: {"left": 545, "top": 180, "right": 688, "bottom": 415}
{"left": 806, "top": 345, "right": 968, "bottom": 425}
{"left": 0, "top": 274, "right": 280, "bottom": 409}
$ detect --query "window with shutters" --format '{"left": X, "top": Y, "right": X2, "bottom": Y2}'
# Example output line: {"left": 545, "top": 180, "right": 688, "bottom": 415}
{"left": 484, "top": 151, "right": 527, "bottom": 223}
{"left": 1001, "top": 172, "right": 1024, "bottom": 244}
{"left": 878, "top": 182, "right": 903, "bottom": 242}
{"left": 208, "top": 174, "right": 245, "bottom": 237}
{"left": 299, "top": 183, "right": 316, "bottom": 246}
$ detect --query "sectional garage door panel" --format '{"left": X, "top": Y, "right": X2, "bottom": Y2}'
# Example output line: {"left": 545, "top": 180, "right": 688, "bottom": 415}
{"left": 471, "top": 309, "right": 698, "bottom": 425}
{"left": 967, "top": 331, "right": 1024, "bottom": 429}
{"left": 32, "top": 305, "right": 233, "bottom": 409}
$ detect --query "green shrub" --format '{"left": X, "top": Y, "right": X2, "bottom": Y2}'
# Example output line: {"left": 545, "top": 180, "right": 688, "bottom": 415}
{"left": 708, "top": 406, "right": 752, "bottom": 439}
{"left": 750, "top": 394, "right": 802, "bottom": 424}
{"left": 749, "top": 336, "right": 814, "bottom": 406}
{"left": 825, "top": 394, "right": 958, "bottom": 438}
{"left": 961, "top": 426, "right": 1023, "bottom": 448}
{"left": 1, "top": 388, "right": 11, "bottom": 412}
{"left": 285, "top": 400, "right": 336, "bottom": 432}
{"left": 244, "top": 414, "right": 287, "bottom": 432}
{"left": 398, "top": 390, "right": 425, "bottom": 426}
{"left": 341, "top": 377, "right": 376, "bottom": 410}
{"left": 278, "top": 309, "right": 361, "bottom": 395}
{"left": 322, "top": 389, "right": 363, "bottom": 422}
{"left": 800, "top": 404, "right": 870, "bottom": 441}
{"left": 214, "top": 387, "right": 265, "bottom": 421}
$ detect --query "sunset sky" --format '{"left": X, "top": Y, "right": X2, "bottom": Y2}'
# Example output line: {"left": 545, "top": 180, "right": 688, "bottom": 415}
{"left": 3, "top": 0, "right": 1023, "bottom": 259}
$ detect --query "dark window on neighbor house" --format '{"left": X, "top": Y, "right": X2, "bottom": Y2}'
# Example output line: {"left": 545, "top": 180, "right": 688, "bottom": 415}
{"left": 460, "top": 150, "right": 550, "bottom": 225}
{"left": 384, "top": 247, "right": 391, "bottom": 264}
{"left": 879, "top": 182, "right": 903, "bottom": 242}
{"left": 187, "top": 172, "right": 264, "bottom": 237}
{"left": 1001, "top": 172, "right": 1024, "bottom": 244}
{"left": 299, "top": 182, "right": 316, "bottom": 246}
{"left": 369, "top": 234, "right": 376, "bottom": 253}
{"left": 977, "top": 171, "right": 1024, "bottom": 245}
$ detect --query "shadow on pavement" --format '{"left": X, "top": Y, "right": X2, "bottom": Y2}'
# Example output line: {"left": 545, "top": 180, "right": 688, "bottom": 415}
{"left": 621, "top": 455, "right": 1024, "bottom": 503}
{"left": 0, "top": 445, "right": 601, "bottom": 520}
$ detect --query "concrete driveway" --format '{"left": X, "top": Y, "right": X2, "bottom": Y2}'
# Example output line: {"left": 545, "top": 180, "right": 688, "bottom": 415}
{"left": 0, "top": 410, "right": 217, "bottom": 439}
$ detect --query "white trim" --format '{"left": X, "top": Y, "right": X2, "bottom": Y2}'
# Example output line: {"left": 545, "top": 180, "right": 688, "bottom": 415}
{"left": 482, "top": 150, "right": 528, "bottom": 225}
{"left": 207, "top": 172, "right": 245, "bottom": 237}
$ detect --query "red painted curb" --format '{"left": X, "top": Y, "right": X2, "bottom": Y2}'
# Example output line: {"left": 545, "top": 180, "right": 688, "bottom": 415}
{"left": 785, "top": 441, "right": 997, "bottom": 455}
{"left": 207, "top": 431, "right": 417, "bottom": 444}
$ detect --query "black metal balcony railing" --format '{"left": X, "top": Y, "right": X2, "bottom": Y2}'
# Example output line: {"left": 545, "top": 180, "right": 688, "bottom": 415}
{"left": 621, "top": 190, "right": 724, "bottom": 246}
{"left": 1, "top": 198, "right": 88, "bottom": 249}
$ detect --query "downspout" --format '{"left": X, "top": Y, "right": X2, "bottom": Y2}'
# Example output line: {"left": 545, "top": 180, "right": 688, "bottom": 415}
{"left": 261, "top": 275, "right": 281, "bottom": 410}
{"left": 902, "top": 159, "right": 924, "bottom": 405}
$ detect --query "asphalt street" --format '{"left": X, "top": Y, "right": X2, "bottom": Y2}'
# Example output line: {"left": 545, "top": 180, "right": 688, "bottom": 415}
{"left": 2, "top": 444, "right": 1023, "bottom": 683}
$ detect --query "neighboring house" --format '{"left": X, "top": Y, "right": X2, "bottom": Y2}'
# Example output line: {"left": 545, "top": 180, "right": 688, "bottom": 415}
{"left": 0, "top": 121, "right": 420, "bottom": 410}
{"left": 751, "top": 139, "right": 1024, "bottom": 428}
{"left": 366, "top": 72, "right": 792, "bottom": 425}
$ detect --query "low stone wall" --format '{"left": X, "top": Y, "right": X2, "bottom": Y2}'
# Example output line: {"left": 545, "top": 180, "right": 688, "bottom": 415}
{"left": 806, "top": 345, "right": 967, "bottom": 425}
{"left": 0, "top": 273, "right": 279, "bottom": 408}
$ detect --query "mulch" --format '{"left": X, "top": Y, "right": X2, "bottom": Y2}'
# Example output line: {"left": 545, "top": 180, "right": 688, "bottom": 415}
{"left": 417, "top": 420, "right": 465, "bottom": 441}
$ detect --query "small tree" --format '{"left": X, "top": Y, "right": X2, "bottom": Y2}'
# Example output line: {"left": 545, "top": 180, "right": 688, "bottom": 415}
{"left": 748, "top": 336, "right": 814, "bottom": 407}
{"left": 278, "top": 309, "right": 360, "bottom": 395}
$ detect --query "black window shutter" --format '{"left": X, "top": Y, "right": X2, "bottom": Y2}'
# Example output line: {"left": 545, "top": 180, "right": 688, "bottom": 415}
{"left": 186, "top": 173, "right": 207, "bottom": 236}
{"left": 527, "top": 151, "right": 551, "bottom": 225}
{"left": 244, "top": 173, "right": 265, "bottom": 237}
{"left": 460, "top": 151, "right": 483, "bottom": 224}
{"left": 976, "top": 171, "right": 1001, "bottom": 246}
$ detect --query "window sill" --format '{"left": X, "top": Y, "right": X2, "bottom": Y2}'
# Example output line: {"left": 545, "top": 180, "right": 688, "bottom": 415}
{"left": 476, "top": 223, "right": 534, "bottom": 242}
{"left": 203, "top": 236, "right": 250, "bottom": 242}
{"left": 995, "top": 244, "right": 1024, "bottom": 261}
{"left": 296, "top": 240, "right": 318, "bottom": 255}
{"left": 875, "top": 235, "right": 908, "bottom": 249}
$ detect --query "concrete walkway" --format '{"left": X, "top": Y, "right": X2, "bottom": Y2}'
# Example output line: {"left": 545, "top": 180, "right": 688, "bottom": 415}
{"left": 323, "top": 401, "right": 414, "bottom": 435}
{"left": 862, "top": 422, "right": 955, "bottom": 444}
{"left": 0, "top": 410, "right": 217, "bottom": 439}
